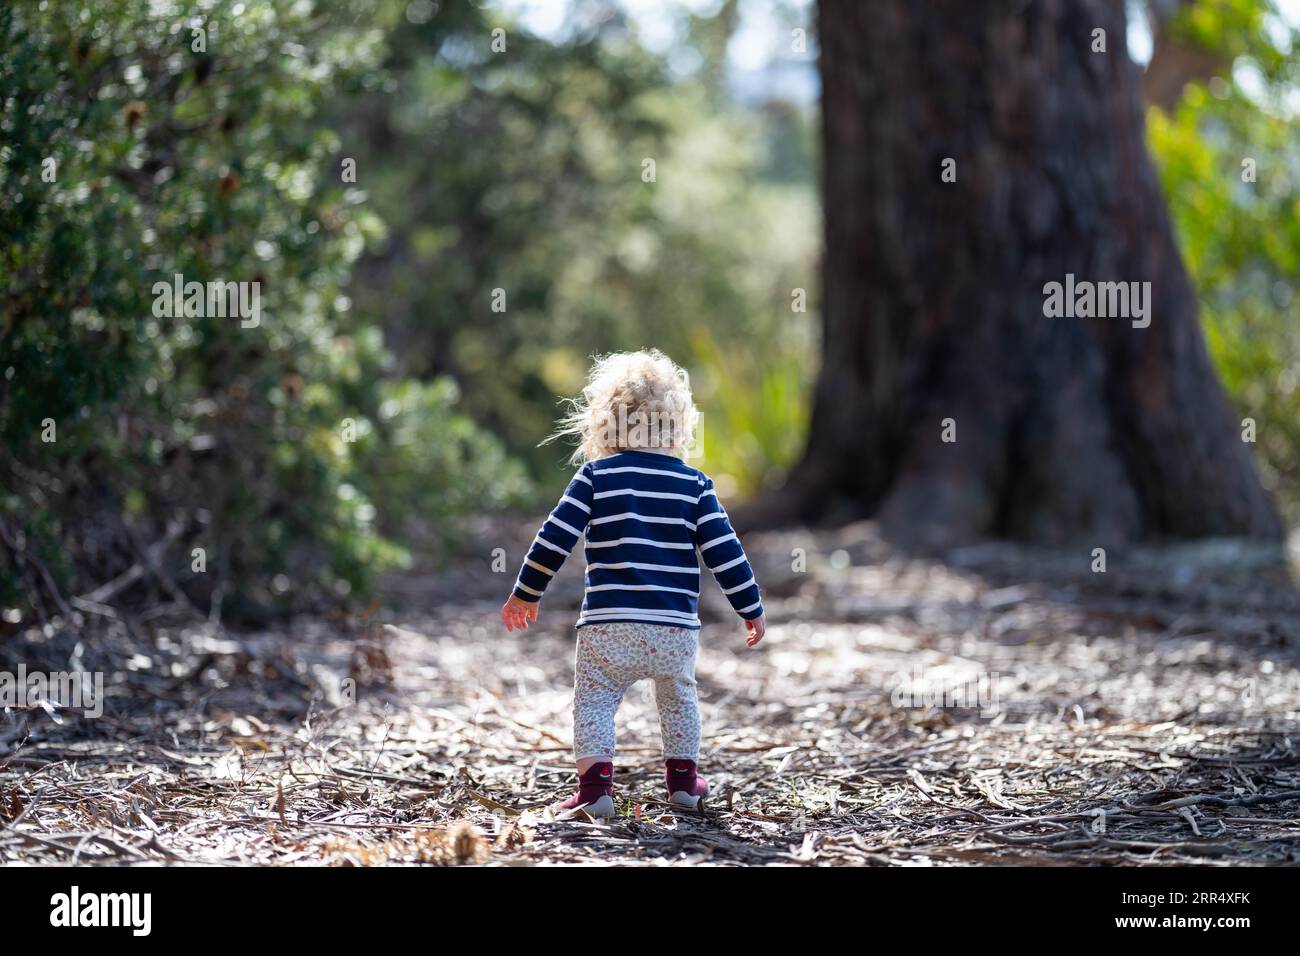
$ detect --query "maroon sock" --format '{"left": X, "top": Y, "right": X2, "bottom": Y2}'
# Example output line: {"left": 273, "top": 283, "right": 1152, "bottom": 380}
{"left": 666, "top": 758, "right": 700, "bottom": 795}
{"left": 576, "top": 762, "right": 614, "bottom": 802}
{"left": 560, "top": 762, "right": 614, "bottom": 811}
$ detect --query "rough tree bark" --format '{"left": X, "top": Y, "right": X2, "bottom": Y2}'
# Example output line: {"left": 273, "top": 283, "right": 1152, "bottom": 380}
{"left": 782, "top": 0, "right": 1280, "bottom": 547}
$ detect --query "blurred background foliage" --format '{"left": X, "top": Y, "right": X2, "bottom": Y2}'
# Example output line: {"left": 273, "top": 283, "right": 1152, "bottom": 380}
{"left": 1, "top": 0, "right": 1297, "bottom": 622}
{"left": 333, "top": 0, "right": 819, "bottom": 501}
{"left": 1147, "top": 0, "right": 1300, "bottom": 524}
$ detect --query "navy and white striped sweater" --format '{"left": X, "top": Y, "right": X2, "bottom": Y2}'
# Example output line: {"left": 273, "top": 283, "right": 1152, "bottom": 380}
{"left": 512, "top": 450, "right": 764, "bottom": 629}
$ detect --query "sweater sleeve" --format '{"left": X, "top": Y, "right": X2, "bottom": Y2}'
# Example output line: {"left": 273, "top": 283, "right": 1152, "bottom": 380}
{"left": 511, "top": 464, "right": 594, "bottom": 603}
{"left": 694, "top": 475, "right": 764, "bottom": 620}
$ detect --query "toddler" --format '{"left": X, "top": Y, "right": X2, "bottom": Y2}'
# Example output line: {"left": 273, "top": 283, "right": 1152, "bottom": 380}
{"left": 501, "top": 350, "right": 766, "bottom": 817}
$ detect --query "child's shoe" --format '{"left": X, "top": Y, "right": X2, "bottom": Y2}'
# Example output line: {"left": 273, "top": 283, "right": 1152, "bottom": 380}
{"left": 557, "top": 762, "right": 615, "bottom": 818}
{"left": 666, "top": 758, "right": 709, "bottom": 809}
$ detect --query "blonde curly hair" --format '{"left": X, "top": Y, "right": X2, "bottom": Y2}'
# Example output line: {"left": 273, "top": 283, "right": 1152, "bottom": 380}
{"left": 545, "top": 350, "right": 700, "bottom": 465}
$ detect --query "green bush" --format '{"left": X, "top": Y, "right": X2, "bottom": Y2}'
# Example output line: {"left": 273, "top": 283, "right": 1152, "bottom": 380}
{"left": 0, "top": 1, "right": 523, "bottom": 622}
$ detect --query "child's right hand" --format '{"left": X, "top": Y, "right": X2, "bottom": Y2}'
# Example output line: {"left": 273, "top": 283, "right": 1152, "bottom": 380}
{"left": 745, "top": 614, "right": 766, "bottom": 647}
{"left": 501, "top": 594, "right": 538, "bottom": 632}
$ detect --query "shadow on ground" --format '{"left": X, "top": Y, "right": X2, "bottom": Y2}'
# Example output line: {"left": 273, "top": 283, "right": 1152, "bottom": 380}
{"left": 2, "top": 519, "right": 1298, "bottom": 865}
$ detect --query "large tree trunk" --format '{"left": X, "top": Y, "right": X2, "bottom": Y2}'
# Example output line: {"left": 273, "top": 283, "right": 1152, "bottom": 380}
{"left": 786, "top": 0, "right": 1280, "bottom": 547}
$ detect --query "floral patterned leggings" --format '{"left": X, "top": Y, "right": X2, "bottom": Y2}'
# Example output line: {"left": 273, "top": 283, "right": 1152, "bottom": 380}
{"left": 572, "top": 622, "right": 700, "bottom": 761}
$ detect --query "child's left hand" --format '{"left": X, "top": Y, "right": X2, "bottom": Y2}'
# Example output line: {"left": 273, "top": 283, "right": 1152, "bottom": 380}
{"left": 501, "top": 594, "right": 539, "bottom": 631}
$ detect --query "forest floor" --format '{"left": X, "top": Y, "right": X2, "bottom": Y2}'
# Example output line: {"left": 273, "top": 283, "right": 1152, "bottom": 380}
{"left": 3, "top": 520, "right": 1300, "bottom": 866}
